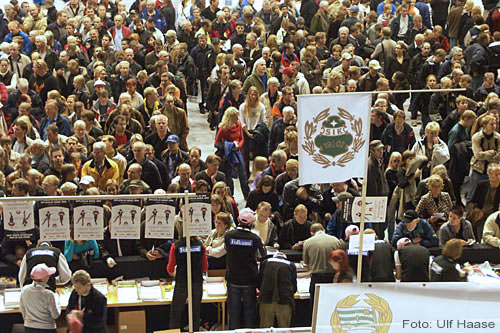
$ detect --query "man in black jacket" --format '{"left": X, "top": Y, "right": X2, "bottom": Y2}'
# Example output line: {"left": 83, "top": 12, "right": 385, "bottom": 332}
{"left": 126, "top": 141, "right": 163, "bottom": 191}
{"left": 257, "top": 252, "right": 297, "bottom": 328}
{"left": 206, "top": 64, "right": 230, "bottom": 130}
{"left": 190, "top": 34, "right": 215, "bottom": 114}
{"left": 300, "top": 0, "right": 319, "bottom": 28}
{"left": 225, "top": 208, "right": 266, "bottom": 329}
{"left": 465, "top": 32, "right": 490, "bottom": 91}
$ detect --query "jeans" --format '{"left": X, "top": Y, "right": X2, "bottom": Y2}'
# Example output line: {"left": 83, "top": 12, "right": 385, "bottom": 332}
{"left": 169, "top": 281, "right": 203, "bottom": 331}
{"left": 227, "top": 283, "right": 257, "bottom": 329}
{"left": 466, "top": 170, "right": 488, "bottom": 204}
{"left": 225, "top": 161, "right": 250, "bottom": 200}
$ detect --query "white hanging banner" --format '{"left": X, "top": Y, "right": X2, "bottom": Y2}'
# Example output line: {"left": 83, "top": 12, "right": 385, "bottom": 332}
{"left": 39, "top": 201, "right": 70, "bottom": 241}
{"left": 186, "top": 194, "right": 211, "bottom": 237}
{"left": 3, "top": 200, "right": 34, "bottom": 240}
{"left": 145, "top": 198, "right": 176, "bottom": 239}
{"left": 298, "top": 93, "right": 371, "bottom": 185}
{"left": 351, "top": 197, "right": 388, "bottom": 223}
{"left": 313, "top": 283, "right": 500, "bottom": 333}
{"left": 73, "top": 200, "right": 104, "bottom": 241}
{"left": 111, "top": 200, "right": 142, "bottom": 239}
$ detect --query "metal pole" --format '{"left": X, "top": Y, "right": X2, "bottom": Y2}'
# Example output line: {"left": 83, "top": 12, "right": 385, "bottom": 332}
{"left": 297, "top": 87, "right": 466, "bottom": 97}
{"left": 183, "top": 190, "right": 194, "bottom": 333}
{"left": 0, "top": 193, "right": 197, "bottom": 202}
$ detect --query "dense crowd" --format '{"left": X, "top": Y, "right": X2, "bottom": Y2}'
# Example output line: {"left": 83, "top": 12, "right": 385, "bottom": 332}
{"left": 3, "top": 0, "right": 500, "bottom": 331}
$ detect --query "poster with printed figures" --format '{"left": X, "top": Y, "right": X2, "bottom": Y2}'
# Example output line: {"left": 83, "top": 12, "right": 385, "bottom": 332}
{"left": 145, "top": 198, "right": 176, "bottom": 239}
{"left": 186, "top": 194, "right": 211, "bottom": 237}
{"left": 111, "top": 200, "right": 142, "bottom": 239}
{"left": 3, "top": 200, "right": 35, "bottom": 240}
{"left": 39, "top": 201, "right": 70, "bottom": 241}
{"left": 351, "top": 197, "right": 388, "bottom": 223}
{"left": 73, "top": 200, "right": 104, "bottom": 240}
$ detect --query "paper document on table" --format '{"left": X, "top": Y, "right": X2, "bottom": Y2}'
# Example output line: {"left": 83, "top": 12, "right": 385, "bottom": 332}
{"left": 206, "top": 282, "right": 226, "bottom": 296}
{"left": 140, "top": 285, "right": 162, "bottom": 301}
{"left": 94, "top": 284, "right": 108, "bottom": 297}
{"left": 117, "top": 285, "right": 139, "bottom": 303}
{"left": 297, "top": 278, "right": 310, "bottom": 294}
{"left": 348, "top": 233, "right": 375, "bottom": 253}
{"left": 4, "top": 288, "right": 21, "bottom": 308}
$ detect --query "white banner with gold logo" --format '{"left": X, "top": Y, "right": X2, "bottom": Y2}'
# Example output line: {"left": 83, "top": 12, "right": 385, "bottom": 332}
{"left": 313, "top": 283, "right": 500, "bottom": 333}
{"left": 298, "top": 93, "right": 371, "bottom": 185}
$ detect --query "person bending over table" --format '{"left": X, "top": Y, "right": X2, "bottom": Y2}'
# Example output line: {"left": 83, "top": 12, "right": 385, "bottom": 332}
{"left": 279, "top": 204, "right": 312, "bottom": 250}
{"left": 66, "top": 270, "right": 108, "bottom": 333}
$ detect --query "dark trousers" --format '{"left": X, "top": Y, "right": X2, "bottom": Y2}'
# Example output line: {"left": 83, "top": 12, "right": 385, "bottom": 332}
{"left": 225, "top": 161, "right": 250, "bottom": 200}
{"left": 198, "top": 75, "right": 209, "bottom": 112}
{"left": 169, "top": 281, "right": 203, "bottom": 331}
{"left": 24, "top": 328, "right": 57, "bottom": 333}
{"left": 309, "top": 273, "right": 333, "bottom": 312}
{"left": 227, "top": 283, "right": 257, "bottom": 329}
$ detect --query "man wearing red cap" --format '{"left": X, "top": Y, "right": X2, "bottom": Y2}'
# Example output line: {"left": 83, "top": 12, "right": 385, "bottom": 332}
{"left": 20, "top": 263, "right": 61, "bottom": 332}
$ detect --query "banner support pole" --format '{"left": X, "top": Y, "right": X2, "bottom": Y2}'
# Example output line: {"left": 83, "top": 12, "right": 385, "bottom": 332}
{"left": 183, "top": 190, "right": 194, "bottom": 333}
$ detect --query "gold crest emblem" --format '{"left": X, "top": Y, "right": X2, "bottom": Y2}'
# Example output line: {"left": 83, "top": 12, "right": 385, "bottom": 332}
{"left": 330, "top": 294, "right": 392, "bottom": 333}
{"left": 303, "top": 107, "right": 365, "bottom": 168}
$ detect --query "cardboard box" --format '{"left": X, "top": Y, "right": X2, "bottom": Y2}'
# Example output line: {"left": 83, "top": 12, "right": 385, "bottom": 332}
{"left": 116, "top": 309, "right": 146, "bottom": 332}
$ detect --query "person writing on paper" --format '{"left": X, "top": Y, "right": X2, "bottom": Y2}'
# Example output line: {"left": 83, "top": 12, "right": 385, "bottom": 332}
{"left": 430, "top": 239, "right": 466, "bottom": 282}
{"left": 392, "top": 210, "right": 439, "bottom": 248}
{"left": 415, "top": 175, "right": 453, "bottom": 232}
{"left": 439, "top": 205, "right": 476, "bottom": 246}
{"left": 328, "top": 249, "right": 355, "bottom": 283}
{"left": 205, "top": 212, "right": 232, "bottom": 269}
{"left": 64, "top": 231, "right": 100, "bottom": 270}
{"left": 66, "top": 270, "right": 108, "bottom": 333}
{"left": 167, "top": 234, "right": 208, "bottom": 331}
{"left": 394, "top": 237, "right": 431, "bottom": 282}
{"left": 20, "top": 263, "right": 61, "bottom": 333}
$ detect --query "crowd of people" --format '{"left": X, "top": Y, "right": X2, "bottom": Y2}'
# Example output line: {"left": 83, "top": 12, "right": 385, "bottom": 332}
{"left": 2, "top": 0, "right": 500, "bottom": 330}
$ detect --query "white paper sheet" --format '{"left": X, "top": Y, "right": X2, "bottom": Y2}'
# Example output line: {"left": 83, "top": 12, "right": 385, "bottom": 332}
{"left": 206, "top": 282, "right": 226, "bottom": 296}
{"left": 4, "top": 289, "right": 21, "bottom": 308}
{"left": 117, "top": 285, "right": 139, "bottom": 303}
{"left": 139, "top": 285, "right": 162, "bottom": 301}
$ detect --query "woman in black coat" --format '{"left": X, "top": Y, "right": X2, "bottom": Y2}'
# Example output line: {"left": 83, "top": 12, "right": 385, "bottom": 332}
{"left": 66, "top": 270, "right": 107, "bottom": 333}
{"left": 385, "top": 42, "right": 410, "bottom": 83}
{"left": 430, "top": 239, "right": 466, "bottom": 282}
{"left": 246, "top": 175, "right": 280, "bottom": 213}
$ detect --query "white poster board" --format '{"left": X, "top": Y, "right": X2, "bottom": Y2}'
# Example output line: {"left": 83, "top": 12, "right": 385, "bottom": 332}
{"left": 145, "top": 198, "right": 176, "bottom": 239}
{"left": 111, "top": 200, "right": 141, "bottom": 239}
{"left": 313, "top": 283, "right": 500, "bottom": 333}
{"left": 39, "top": 201, "right": 70, "bottom": 241}
{"left": 73, "top": 200, "right": 104, "bottom": 241}
{"left": 186, "top": 194, "right": 211, "bottom": 237}
{"left": 3, "top": 200, "right": 34, "bottom": 240}
{"left": 352, "top": 197, "right": 387, "bottom": 223}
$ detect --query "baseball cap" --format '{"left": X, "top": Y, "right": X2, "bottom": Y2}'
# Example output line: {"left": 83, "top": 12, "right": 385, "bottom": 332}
{"left": 369, "top": 59, "right": 382, "bottom": 70}
{"left": 166, "top": 134, "right": 179, "bottom": 143}
{"left": 397, "top": 237, "right": 411, "bottom": 249}
{"left": 31, "top": 263, "right": 56, "bottom": 280}
{"left": 239, "top": 207, "right": 255, "bottom": 226}
{"left": 403, "top": 210, "right": 419, "bottom": 223}
{"left": 80, "top": 176, "right": 95, "bottom": 185}
{"left": 341, "top": 52, "right": 353, "bottom": 60}
{"left": 369, "top": 140, "right": 384, "bottom": 151}
{"left": 94, "top": 79, "right": 106, "bottom": 87}
{"left": 345, "top": 225, "right": 359, "bottom": 240}
{"left": 279, "top": 67, "right": 294, "bottom": 77}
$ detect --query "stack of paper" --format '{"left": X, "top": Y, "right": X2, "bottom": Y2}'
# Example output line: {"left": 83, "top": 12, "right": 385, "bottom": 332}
{"left": 139, "top": 280, "right": 161, "bottom": 301}
{"left": 91, "top": 278, "right": 108, "bottom": 297}
{"left": 58, "top": 287, "right": 72, "bottom": 307}
{"left": 296, "top": 278, "right": 310, "bottom": 299}
{"left": 117, "top": 281, "right": 139, "bottom": 303}
{"left": 206, "top": 277, "right": 226, "bottom": 297}
{"left": 4, "top": 288, "right": 21, "bottom": 308}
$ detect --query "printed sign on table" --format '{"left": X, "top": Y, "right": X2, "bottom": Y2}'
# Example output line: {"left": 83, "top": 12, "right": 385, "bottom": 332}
{"left": 39, "top": 201, "right": 71, "bottom": 241}
{"left": 111, "top": 200, "right": 142, "bottom": 239}
{"left": 186, "top": 194, "right": 211, "bottom": 237}
{"left": 73, "top": 200, "right": 104, "bottom": 240}
{"left": 145, "top": 198, "right": 176, "bottom": 239}
{"left": 3, "top": 200, "right": 34, "bottom": 240}
{"left": 351, "top": 197, "right": 388, "bottom": 223}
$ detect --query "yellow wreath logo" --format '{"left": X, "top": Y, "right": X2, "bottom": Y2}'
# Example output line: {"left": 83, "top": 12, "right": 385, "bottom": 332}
{"left": 330, "top": 294, "right": 392, "bottom": 333}
{"left": 303, "top": 107, "right": 364, "bottom": 168}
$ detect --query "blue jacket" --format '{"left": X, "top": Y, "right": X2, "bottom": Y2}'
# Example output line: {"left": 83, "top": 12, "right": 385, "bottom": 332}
{"left": 142, "top": 9, "right": 166, "bottom": 32}
{"left": 4, "top": 31, "right": 31, "bottom": 54}
{"left": 392, "top": 219, "right": 439, "bottom": 248}
{"left": 64, "top": 240, "right": 100, "bottom": 262}
{"left": 39, "top": 114, "right": 73, "bottom": 140}
{"left": 415, "top": 2, "right": 432, "bottom": 28}
{"left": 224, "top": 141, "right": 244, "bottom": 178}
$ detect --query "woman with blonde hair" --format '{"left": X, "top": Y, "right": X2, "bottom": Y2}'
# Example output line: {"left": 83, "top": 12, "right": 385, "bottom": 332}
{"left": 385, "top": 151, "right": 402, "bottom": 201}
{"left": 210, "top": 53, "right": 227, "bottom": 81}
{"left": 239, "top": 86, "right": 266, "bottom": 175}
{"left": 300, "top": 45, "right": 322, "bottom": 88}
{"left": 214, "top": 107, "right": 250, "bottom": 199}
{"left": 212, "top": 181, "right": 238, "bottom": 217}
{"left": 412, "top": 121, "right": 450, "bottom": 179}
{"left": 249, "top": 156, "right": 268, "bottom": 191}
{"left": 323, "top": 71, "right": 346, "bottom": 93}
{"left": 416, "top": 175, "right": 453, "bottom": 231}
{"left": 266, "top": 34, "right": 278, "bottom": 52}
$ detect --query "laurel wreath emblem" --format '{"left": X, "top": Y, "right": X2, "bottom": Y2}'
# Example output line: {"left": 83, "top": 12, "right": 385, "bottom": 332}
{"left": 303, "top": 107, "right": 364, "bottom": 168}
{"left": 330, "top": 294, "right": 392, "bottom": 333}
